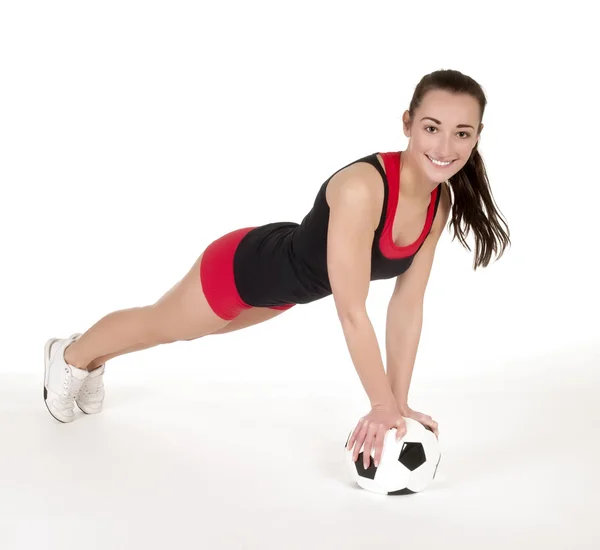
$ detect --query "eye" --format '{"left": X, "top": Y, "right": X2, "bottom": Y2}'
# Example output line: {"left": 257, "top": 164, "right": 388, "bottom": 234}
{"left": 425, "top": 126, "right": 471, "bottom": 138}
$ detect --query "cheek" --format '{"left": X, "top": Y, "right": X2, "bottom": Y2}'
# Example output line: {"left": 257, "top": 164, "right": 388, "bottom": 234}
{"left": 412, "top": 136, "right": 430, "bottom": 151}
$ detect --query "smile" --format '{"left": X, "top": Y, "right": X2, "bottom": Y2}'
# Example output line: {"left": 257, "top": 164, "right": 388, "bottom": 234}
{"left": 426, "top": 155, "right": 455, "bottom": 167}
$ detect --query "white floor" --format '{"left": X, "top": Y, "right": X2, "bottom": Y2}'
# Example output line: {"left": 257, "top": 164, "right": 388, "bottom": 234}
{"left": 2, "top": 356, "right": 599, "bottom": 549}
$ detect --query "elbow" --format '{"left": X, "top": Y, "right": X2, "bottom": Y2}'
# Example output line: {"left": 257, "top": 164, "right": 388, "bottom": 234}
{"left": 337, "top": 306, "right": 370, "bottom": 328}
{"left": 386, "top": 297, "right": 424, "bottom": 327}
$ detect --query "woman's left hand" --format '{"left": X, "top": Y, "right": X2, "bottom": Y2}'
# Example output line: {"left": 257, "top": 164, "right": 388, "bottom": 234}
{"left": 400, "top": 406, "right": 439, "bottom": 438}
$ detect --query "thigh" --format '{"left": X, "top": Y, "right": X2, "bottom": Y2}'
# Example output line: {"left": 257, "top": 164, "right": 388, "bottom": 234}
{"left": 150, "top": 252, "right": 230, "bottom": 342}
{"left": 210, "top": 306, "right": 288, "bottom": 335}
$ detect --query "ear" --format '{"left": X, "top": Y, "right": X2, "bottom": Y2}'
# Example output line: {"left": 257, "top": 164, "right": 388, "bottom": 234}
{"left": 402, "top": 110, "right": 412, "bottom": 138}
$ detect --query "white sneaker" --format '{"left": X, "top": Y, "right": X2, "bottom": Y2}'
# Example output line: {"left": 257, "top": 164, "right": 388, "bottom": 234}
{"left": 43, "top": 335, "right": 90, "bottom": 423}
{"left": 69, "top": 333, "right": 106, "bottom": 415}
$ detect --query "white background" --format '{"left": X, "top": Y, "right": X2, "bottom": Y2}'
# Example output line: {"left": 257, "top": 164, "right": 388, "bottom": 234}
{"left": 1, "top": 1, "right": 598, "bottom": 548}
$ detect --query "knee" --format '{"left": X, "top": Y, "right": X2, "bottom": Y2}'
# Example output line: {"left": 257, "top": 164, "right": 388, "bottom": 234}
{"left": 144, "top": 304, "right": 206, "bottom": 345}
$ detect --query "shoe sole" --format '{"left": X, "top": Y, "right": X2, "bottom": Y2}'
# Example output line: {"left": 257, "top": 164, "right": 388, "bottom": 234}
{"left": 76, "top": 403, "right": 103, "bottom": 415}
{"left": 76, "top": 402, "right": 89, "bottom": 415}
{"left": 43, "top": 337, "right": 71, "bottom": 424}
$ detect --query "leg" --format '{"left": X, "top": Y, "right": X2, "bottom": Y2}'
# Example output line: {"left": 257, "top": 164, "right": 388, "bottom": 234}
{"left": 64, "top": 253, "right": 230, "bottom": 370}
{"left": 83, "top": 306, "right": 289, "bottom": 369}
{"left": 83, "top": 342, "right": 158, "bottom": 371}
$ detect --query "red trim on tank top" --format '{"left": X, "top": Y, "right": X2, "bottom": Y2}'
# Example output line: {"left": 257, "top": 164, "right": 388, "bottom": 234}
{"left": 378, "top": 151, "right": 439, "bottom": 259}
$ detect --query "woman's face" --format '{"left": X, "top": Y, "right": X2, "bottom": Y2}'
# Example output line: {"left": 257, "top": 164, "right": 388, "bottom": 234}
{"left": 403, "top": 90, "right": 483, "bottom": 184}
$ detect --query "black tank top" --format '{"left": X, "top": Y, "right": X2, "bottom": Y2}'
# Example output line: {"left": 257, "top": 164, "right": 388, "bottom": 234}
{"left": 233, "top": 151, "right": 442, "bottom": 307}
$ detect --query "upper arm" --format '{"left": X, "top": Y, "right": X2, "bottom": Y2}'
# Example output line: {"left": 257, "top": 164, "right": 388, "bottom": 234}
{"left": 326, "top": 169, "right": 379, "bottom": 321}
{"left": 391, "top": 182, "right": 452, "bottom": 306}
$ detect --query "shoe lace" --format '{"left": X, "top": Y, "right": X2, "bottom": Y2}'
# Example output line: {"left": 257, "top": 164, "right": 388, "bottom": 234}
{"left": 57, "top": 367, "right": 84, "bottom": 410}
{"left": 80, "top": 374, "right": 103, "bottom": 401}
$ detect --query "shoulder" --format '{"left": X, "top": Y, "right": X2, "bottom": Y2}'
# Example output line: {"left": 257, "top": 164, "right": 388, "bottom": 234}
{"left": 325, "top": 161, "right": 383, "bottom": 230}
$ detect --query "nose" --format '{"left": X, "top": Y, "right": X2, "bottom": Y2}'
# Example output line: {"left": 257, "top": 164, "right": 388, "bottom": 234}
{"left": 433, "top": 136, "right": 454, "bottom": 160}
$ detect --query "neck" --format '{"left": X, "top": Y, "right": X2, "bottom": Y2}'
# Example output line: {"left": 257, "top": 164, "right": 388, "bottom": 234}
{"left": 400, "top": 150, "right": 441, "bottom": 202}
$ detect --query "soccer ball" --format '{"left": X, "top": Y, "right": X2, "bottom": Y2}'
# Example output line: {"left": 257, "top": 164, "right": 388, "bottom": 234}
{"left": 344, "top": 417, "right": 441, "bottom": 495}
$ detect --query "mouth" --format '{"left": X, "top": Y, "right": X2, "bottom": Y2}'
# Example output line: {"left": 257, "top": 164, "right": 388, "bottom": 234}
{"left": 426, "top": 154, "right": 456, "bottom": 168}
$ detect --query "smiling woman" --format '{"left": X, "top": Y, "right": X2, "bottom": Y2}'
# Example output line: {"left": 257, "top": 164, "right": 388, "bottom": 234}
{"left": 44, "top": 68, "right": 511, "bottom": 482}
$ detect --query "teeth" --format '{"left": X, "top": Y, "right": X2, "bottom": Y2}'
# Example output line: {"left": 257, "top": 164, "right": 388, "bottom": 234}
{"left": 427, "top": 155, "right": 453, "bottom": 166}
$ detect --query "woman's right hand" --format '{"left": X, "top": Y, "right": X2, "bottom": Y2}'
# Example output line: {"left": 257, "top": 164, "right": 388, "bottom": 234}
{"left": 346, "top": 404, "right": 407, "bottom": 469}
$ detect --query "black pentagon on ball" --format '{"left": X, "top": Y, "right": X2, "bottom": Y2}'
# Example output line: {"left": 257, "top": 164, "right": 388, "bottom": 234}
{"left": 354, "top": 452, "right": 378, "bottom": 479}
{"left": 398, "top": 442, "right": 426, "bottom": 471}
{"left": 388, "top": 487, "right": 417, "bottom": 495}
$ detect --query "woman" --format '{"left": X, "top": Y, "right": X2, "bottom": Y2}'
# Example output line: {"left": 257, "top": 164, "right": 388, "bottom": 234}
{"left": 43, "top": 69, "right": 510, "bottom": 471}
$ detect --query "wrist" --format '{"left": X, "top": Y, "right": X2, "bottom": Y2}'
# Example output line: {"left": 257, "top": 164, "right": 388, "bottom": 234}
{"left": 395, "top": 400, "right": 410, "bottom": 415}
{"left": 371, "top": 397, "right": 399, "bottom": 411}
{"left": 370, "top": 385, "right": 398, "bottom": 411}
{"left": 371, "top": 403, "right": 399, "bottom": 413}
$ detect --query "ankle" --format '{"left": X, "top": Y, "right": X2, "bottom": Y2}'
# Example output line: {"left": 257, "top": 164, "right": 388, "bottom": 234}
{"left": 63, "top": 343, "right": 88, "bottom": 371}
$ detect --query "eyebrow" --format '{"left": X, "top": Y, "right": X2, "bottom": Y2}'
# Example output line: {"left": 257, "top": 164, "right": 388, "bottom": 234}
{"left": 421, "top": 117, "right": 475, "bottom": 130}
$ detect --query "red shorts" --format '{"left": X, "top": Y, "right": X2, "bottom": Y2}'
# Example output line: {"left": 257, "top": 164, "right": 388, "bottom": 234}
{"left": 200, "top": 227, "right": 296, "bottom": 321}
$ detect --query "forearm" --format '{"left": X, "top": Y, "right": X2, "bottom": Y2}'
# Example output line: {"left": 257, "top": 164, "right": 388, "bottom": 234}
{"left": 385, "top": 300, "right": 424, "bottom": 410}
{"left": 340, "top": 312, "right": 397, "bottom": 409}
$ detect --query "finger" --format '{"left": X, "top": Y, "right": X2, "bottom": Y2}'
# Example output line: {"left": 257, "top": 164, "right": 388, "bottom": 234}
{"left": 347, "top": 419, "right": 364, "bottom": 449}
{"left": 411, "top": 411, "right": 430, "bottom": 422}
{"left": 346, "top": 430, "right": 354, "bottom": 453}
{"left": 352, "top": 421, "right": 369, "bottom": 462}
{"left": 347, "top": 419, "right": 365, "bottom": 453}
{"left": 430, "top": 420, "right": 438, "bottom": 436}
{"left": 363, "top": 425, "right": 378, "bottom": 468}
{"left": 355, "top": 432, "right": 368, "bottom": 464}
{"left": 373, "top": 426, "right": 386, "bottom": 467}
{"left": 413, "top": 413, "right": 436, "bottom": 433}
{"left": 346, "top": 427, "right": 357, "bottom": 451}
{"left": 395, "top": 421, "right": 407, "bottom": 441}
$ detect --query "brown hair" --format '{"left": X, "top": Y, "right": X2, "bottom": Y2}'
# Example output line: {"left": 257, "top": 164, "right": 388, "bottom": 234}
{"left": 407, "top": 69, "right": 511, "bottom": 270}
